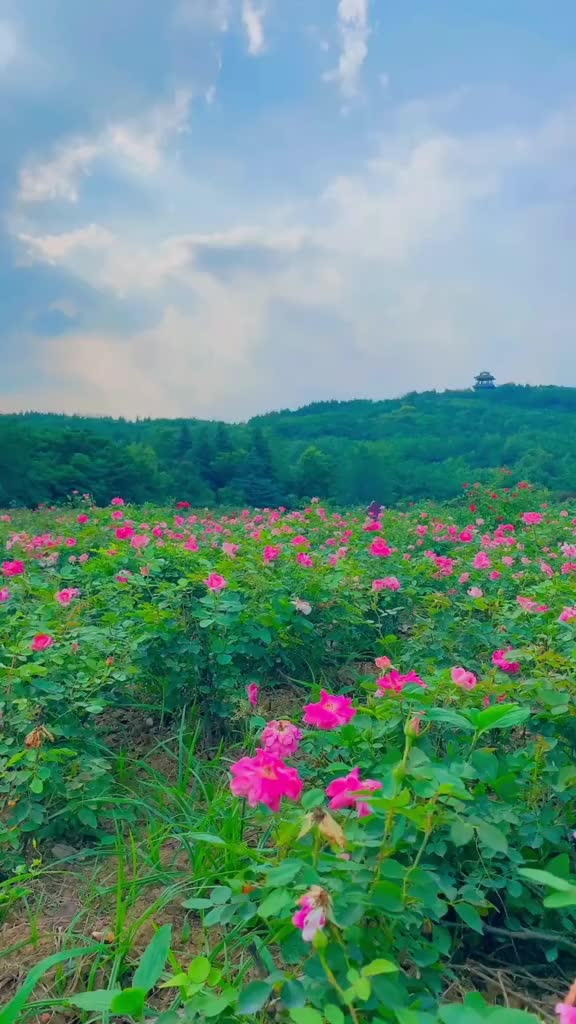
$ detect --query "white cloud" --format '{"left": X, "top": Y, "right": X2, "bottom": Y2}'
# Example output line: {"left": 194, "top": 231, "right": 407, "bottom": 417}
{"left": 18, "top": 90, "right": 192, "bottom": 203}
{"left": 174, "top": 0, "right": 231, "bottom": 32}
{"left": 5, "top": 103, "right": 576, "bottom": 418}
{"left": 325, "top": 0, "right": 370, "bottom": 98}
{"left": 242, "top": 0, "right": 266, "bottom": 56}
{"left": 0, "top": 19, "right": 19, "bottom": 70}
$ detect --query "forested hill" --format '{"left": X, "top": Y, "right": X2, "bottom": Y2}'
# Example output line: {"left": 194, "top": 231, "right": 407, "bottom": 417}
{"left": 2, "top": 383, "right": 576, "bottom": 507}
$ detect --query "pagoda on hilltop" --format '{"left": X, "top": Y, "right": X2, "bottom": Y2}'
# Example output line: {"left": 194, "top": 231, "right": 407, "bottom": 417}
{"left": 473, "top": 370, "right": 496, "bottom": 391}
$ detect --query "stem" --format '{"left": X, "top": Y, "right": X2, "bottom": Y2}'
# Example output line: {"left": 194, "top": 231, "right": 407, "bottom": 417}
{"left": 319, "top": 951, "right": 360, "bottom": 1024}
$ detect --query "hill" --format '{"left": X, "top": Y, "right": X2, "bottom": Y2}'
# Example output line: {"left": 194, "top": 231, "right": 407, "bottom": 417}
{"left": 1, "top": 383, "right": 576, "bottom": 506}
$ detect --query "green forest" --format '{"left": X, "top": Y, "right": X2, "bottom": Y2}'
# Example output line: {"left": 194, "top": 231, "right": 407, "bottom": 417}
{"left": 1, "top": 383, "right": 576, "bottom": 507}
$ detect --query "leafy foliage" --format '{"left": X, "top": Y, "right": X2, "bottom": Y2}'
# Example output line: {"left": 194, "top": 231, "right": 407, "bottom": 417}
{"left": 1, "top": 484, "right": 575, "bottom": 1022}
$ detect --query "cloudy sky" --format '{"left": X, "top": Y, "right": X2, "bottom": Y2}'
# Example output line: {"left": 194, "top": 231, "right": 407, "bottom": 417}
{"left": 1, "top": 1, "right": 575, "bottom": 420}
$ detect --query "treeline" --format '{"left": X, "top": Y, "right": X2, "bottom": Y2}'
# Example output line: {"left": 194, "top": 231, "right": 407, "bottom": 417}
{"left": 1, "top": 384, "right": 576, "bottom": 507}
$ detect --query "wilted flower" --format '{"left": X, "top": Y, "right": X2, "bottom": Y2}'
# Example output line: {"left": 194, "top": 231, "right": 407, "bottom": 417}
{"left": 303, "top": 690, "right": 356, "bottom": 729}
{"left": 292, "top": 886, "right": 331, "bottom": 942}
{"left": 291, "top": 597, "right": 312, "bottom": 615}
{"left": 25, "top": 725, "right": 54, "bottom": 748}
{"left": 467, "top": 586, "right": 483, "bottom": 598}
{"left": 230, "top": 749, "right": 303, "bottom": 811}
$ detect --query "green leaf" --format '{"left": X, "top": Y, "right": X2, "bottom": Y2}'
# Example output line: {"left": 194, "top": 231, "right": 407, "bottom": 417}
{"left": 181, "top": 897, "right": 213, "bottom": 909}
{"left": 519, "top": 868, "right": 576, "bottom": 891}
{"left": 282, "top": 980, "right": 307, "bottom": 1009}
{"left": 325, "top": 1006, "right": 345, "bottom": 1024}
{"left": 353, "top": 975, "right": 371, "bottom": 1000}
{"left": 289, "top": 1009, "right": 324, "bottom": 1024}
{"left": 450, "top": 820, "right": 474, "bottom": 847}
{"left": 258, "top": 888, "right": 291, "bottom": 919}
{"left": 132, "top": 924, "right": 172, "bottom": 991}
{"left": 543, "top": 890, "right": 576, "bottom": 908}
{"left": 237, "top": 980, "right": 272, "bottom": 1013}
{"left": 362, "top": 958, "right": 399, "bottom": 976}
{"left": 454, "top": 903, "right": 484, "bottom": 934}
{"left": 371, "top": 881, "right": 403, "bottom": 912}
{"left": 111, "top": 987, "right": 146, "bottom": 1017}
{"left": 68, "top": 990, "right": 122, "bottom": 1011}
{"left": 301, "top": 788, "right": 325, "bottom": 810}
{"left": 188, "top": 831, "right": 226, "bottom": 846}
{"left": 266, "top": 859, "right": 303, "bottom": 886}
{"left": 0, "top": 945, "right": 102, "bottom": 1024}
{"left": 187, "top": 956, "right": 212, "bottom": 984}
{"left": 210, "top": 885, "right": 233, "bottom": 904}
{"left": 476, "top": 821, "right": 508, "bottom": 854}
{"left": 474, "top": 704, "right": 530, "bottom": 737}
{"left": 77, "top": 807, "right": 98, "bottom": 828}
{"left": 30, "top": 777, "right": 44, "bottom": 794}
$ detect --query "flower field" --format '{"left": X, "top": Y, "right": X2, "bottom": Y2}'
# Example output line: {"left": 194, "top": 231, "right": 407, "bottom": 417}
{"left": 1, "top": 484, "right": 575, "bottom": 1023}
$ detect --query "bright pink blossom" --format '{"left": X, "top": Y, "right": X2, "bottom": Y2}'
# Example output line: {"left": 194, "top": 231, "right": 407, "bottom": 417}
{"left": 116, "top": 525, "right": 134, "bottom": 540}
{"left": 222, "top": 542, "right": 238, "bottom": 558}
{"left": 246, "top": 683, "right": 259, "bottom": 707}
{"left": 184, "top": 535, "right": 199, "bottom": 551}
{"left": 111, "top": 497, "right": 125, "bottom": 506}
{"left": 2, "top": 560, "right": 25, "bottom": 577}
{"left": 370, "top": 537, "right": 392, "bottom": 557}
{"left": 375, "top": 655, "right": 392, "bottom": 670}
{"left": 451, "top": 666, "right": 477, "bottom": 690}
{"left": 303, "top": 689, "right": 356, "bottom": 729}
{"left": 521, "top": 511, "right": 542, "bottom": 525}
{"left": 326, "top": 767, "right": 382, "bottom": 817}
{"left": 263, "top": 544, "right": 281, "bottom": 564}
{"left": 230, "top": 749, "right": 303, "bottom": 811}
{"left": 77, "top": 514, "right": 89, "bottom": 524}
{"left": 55, "top": 588, "right": 80, "bottom": 606}
{"left": 205, "top": 572, "right": 227, "bottom": 591}
{"left": 0, "top": 587, "right": 10, "bottom": 602}
{"left": 296, "top": 552, "right": 313, "bottom": 567}
{"left": 31, "top": 634, "right": 54, "bottom": 652}
{"left": 131, "top": 534, "right": 150, "bottom": 549}
{"left": 517, "top": 596, "right": 548, "bottom": 613}
{"left": 260, "top": 719, "right": 302, "bottom": 757}
{"left": 473, "top": 551, "right": 491, "bottom": 570}
{"left": 492, "top": 648, "right": 520, "bottom": 674}
{"left": 372, "top": 576, "right": 401, "bottom": 592}
{"left": 111, "top": 510, "right": 124, "bottom": 520}
{"left": 556, "top": 1005, "right": 576, "bottom": 1024}
{"left": 376, "top": 669, "right": 426, "bottom": 694}
{"left": 559, "top": 607, "right": 576, "bottom": 624}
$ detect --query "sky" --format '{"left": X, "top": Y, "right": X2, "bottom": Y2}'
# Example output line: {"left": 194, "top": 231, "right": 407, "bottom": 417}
{"left": 1, "top": 0, "right": 575, "bottom": 421}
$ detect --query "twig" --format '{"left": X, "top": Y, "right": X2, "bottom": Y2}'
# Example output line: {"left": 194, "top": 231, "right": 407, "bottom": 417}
{"left": 445, "top": 920, "right": 576, "bottom": 956}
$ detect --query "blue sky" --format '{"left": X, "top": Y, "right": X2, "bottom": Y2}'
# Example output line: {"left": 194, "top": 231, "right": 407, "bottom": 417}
{"left": 1, "top": 0, "right": 575, "bottom": 419}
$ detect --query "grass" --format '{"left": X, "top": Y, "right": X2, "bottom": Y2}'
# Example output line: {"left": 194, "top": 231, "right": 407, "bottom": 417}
{"left": 0, "top": 705, "right": 272, "bottom": 1018}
